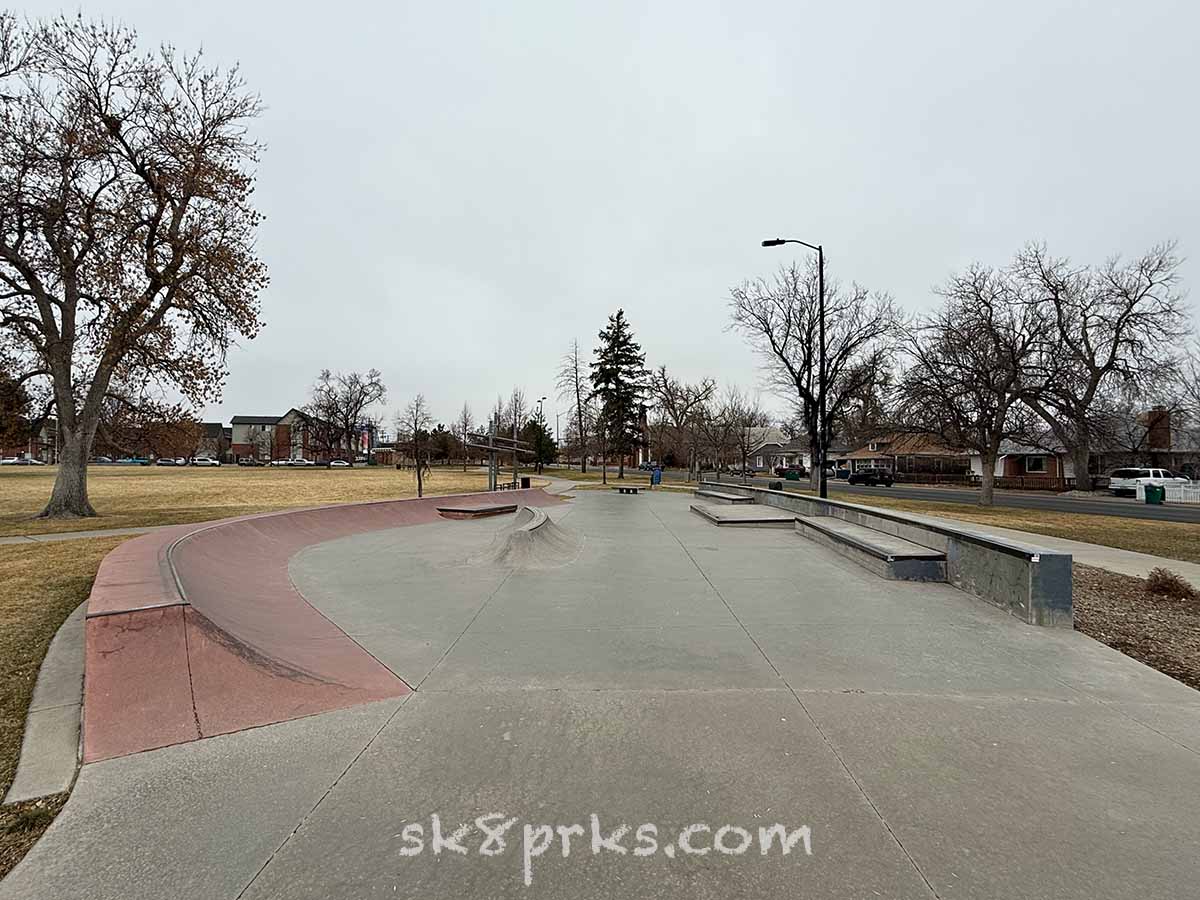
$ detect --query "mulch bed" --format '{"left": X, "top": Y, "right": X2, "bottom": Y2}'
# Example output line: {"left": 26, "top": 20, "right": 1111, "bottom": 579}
{"left": 1073, "top": 564, "right": 1200, "bottom": 692}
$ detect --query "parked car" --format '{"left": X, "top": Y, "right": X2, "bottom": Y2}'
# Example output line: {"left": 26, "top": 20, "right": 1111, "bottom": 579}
{"left": 0, "top": 457, "right": 19, "bottom": 466}
{"left": 848, "top": 467, "right": 893, "bottom": 486}
{"left": 155, "top": 457, "right": 178, "bottom": 466}
{"left": 774, "top": 464, "right": 807, "bottom": 480}
{"left": 1108, "top": 467, "right": 1190, "bottom": 496}
{"left": 190, "top": 456, "right": 221, "bottom": 467}
{"left": 269, "top": 458, "right": 290, "bottom": 467}
{"left": 238, "top": 457, "right": 264, "bottom": 466}
{"left": 16, "top": 457, "right": 45, "bottom": 465}
{"left": 115, "top": 456, "right": 150, "bottom": 465}
{"left": 289, "top": 457, "right": 315, "bottom": 467}
{"left": 328, "top": 459, "right": 350, "bottom": 467}
{"left": 91, "top": 456, "right": 114, "bottom": 464}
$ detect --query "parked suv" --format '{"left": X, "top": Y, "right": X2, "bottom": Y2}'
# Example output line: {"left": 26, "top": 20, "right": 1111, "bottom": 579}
{"left": 1108, "top": 467, "right": 1190, "bottom": 496}
{"left": 848, "top": 466, "right": 894, "bottom": 487}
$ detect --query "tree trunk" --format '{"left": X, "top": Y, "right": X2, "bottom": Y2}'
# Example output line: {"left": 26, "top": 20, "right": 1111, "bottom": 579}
{"left": 1071, "top": 429, "right": 1092, "bottom": 492}
{"left": 978, "top": 455, "right": 996, "bottom": 507}
{"left": 415, "top": 447, "right": 424, "bottom": 497}
{"left": 39, "top": 426, "right": 97, "bottom": 518}
{"left": 578, "top": 409, "right": 587, "bottom": 474}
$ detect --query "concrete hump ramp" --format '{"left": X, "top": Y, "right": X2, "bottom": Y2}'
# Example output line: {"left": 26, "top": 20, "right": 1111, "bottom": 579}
{"left": 469, "top": 505, "right": 581, "bottom": 569}
{"left": 82, "top": 488, "right": 563, "bottom": 762}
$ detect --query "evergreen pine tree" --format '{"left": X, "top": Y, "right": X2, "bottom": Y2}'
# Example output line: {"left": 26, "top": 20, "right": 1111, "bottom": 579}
{"left": 590, "top": 309, "right": 648, "bottom": 478}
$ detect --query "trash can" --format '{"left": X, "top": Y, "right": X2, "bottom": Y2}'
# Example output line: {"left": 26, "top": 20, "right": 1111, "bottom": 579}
{"left": 1145, "top": 483, "right": 1166, "bottom": 505}
{"left": 520, "top": 476, "right": 531, "bottom": 489}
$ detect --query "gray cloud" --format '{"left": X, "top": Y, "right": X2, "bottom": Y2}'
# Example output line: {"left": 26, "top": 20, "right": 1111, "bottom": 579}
{"left": 29, "top": 0, "right": 1199, "bottom": 426}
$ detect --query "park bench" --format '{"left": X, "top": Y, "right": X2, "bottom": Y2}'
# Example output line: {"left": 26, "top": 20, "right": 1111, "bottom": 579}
{"left": 615, "top": 486, "right": 640, "bottom": 495}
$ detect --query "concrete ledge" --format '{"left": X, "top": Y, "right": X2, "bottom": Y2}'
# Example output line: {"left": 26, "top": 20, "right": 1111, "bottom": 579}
{"left": 693, "top": 489, "right": 756, "bottom": 505}
{"left": 4, "top": 602, "right": 85, "bottom": 804}
{"left": 690, "top": 503, "right": 797, "bottom": 528}
{"left": 795, "top": 516, "right": 947, "bottom": 582}
{"left": 702, "top": 481, "right": 1072, "bottom": 627}
{"left": 436, "top": 503, "right": 518, "bottom": 520}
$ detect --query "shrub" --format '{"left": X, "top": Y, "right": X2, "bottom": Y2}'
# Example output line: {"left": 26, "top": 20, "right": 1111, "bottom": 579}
{"left": 1145, "top": 567, "right": 1198, "bottom": 601}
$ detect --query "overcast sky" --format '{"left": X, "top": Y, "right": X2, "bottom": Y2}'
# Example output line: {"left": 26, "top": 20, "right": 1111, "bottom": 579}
{"left": 28, "top": 0, "right": 1200, "bottom": 430}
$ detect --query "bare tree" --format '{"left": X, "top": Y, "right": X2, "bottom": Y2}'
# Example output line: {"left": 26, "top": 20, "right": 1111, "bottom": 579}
{"left": 730, "top": 260, "right": 900, "bottom": 492}
{"left": 648, "top": 366, "right": 716, "bottom": 481}
{"left": 899, "top": 264, "right": 1045, "bottom": 505}
{"left": 457, "top": 402, "right": 474, "bottom": 471}
{"left": 698, "top": 387, "right": 744, "bottom": 476}
{"left": 0, "top": 17, "right": 267, "bottom": 517}
{"left": 727, "top": 389, "right": 770, "bottom": 483}
{"left": 556, "top": 339, "right": 590, "bottom": 472}
{"left": 1015, "top": 242, "right": 1190, "bottom": 490}
{"left": 399, "top": 394, "right": 433, "bottom": 497}
{"left": 505, "top": 387, "right": 527, "bottom": 479}
{"left": 303, "top": 369, "right": 386, "bottom": 465}
{"left": 1180, "top": 341, "right": 1200, "bottom": 452}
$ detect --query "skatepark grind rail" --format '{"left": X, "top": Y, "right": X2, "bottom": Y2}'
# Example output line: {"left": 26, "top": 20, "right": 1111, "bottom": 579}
{"left": 81, "top": 488, "right": 563, "bottom": 762}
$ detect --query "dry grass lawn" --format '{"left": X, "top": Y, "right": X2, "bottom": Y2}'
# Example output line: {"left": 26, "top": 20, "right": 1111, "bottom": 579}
{"left": 0, "top": 465, "right": 503, "bottom": 537}
{"left": 0, "top": 536, "right": 127, "bottom": 877}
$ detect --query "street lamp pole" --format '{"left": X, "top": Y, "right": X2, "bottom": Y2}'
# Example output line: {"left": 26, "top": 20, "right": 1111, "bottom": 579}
{"left": 762, "top": 237, "right": 827, "bottom": 499}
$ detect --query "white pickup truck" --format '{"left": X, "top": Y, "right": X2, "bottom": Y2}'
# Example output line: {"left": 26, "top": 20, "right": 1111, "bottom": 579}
{"left": 1108, "top": 467, "right": 1190, "bottom": 496}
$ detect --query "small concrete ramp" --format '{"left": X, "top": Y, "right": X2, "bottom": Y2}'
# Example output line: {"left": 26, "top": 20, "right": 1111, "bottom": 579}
{"left": 469, "top": 505, "right": 582, "bottom": 569}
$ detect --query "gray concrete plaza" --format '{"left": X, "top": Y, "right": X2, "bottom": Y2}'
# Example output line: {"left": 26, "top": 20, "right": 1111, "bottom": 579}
{"left": 4, "top": 489, "right": 1199, "bottom": 899}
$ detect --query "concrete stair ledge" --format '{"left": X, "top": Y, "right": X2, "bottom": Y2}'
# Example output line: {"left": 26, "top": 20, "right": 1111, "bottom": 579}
{"left": 692, "top": 489, "right": 756, "bottom": 505}
{"left": 796, "top": 515, "right": 947, "bottom": 582}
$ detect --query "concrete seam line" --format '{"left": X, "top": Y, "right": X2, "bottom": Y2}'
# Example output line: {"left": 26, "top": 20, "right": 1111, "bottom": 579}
{"left": 284, "top": 550, "right": 412, "bottom": 689}
{"left": 415, "top": 567, "right": 516, "bottom": 692}
{"left": 646, "top": 502, "right": 943, "bottom": 900}
{"left": 233, "top": 693, "right": 416, "bottom": 900}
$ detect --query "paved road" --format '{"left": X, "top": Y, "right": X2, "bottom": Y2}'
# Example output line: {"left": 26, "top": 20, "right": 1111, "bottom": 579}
{"left": 693, "top": 472, "right": 1200, "bottom": 523}
{"left": 5, "top": 490, "right": 1198, "bottom": 900}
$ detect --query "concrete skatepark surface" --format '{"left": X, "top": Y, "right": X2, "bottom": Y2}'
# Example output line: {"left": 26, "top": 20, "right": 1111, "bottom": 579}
{"left": 4, "top": 489, "right": 1200, "bottom": 899}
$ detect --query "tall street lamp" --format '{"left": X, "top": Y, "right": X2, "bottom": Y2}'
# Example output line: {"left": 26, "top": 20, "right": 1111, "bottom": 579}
{"left": 762, "top": 237, "right": 828, "bottom": 499}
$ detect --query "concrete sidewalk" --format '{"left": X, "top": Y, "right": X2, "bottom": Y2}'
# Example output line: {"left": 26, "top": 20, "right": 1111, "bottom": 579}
{"left": 0, "top": 524, "right": 164, "bottom": 545}
{"left": 4, "top": 490, "right": 1197, "bottom": 900}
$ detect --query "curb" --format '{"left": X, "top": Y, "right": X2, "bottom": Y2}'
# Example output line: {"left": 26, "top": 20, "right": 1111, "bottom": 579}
{"left": 3, "top": 601, "right": 86, "bottom": 804}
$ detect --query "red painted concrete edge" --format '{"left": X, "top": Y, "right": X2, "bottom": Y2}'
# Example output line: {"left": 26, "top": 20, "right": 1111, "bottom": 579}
{"left": 82, "top": 489, "right": 563, "bottom": 762}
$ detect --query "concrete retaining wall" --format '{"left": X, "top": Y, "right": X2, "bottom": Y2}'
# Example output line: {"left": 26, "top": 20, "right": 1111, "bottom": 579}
{"left": 701, "top": 481, "right": 1073, "bottom": 627}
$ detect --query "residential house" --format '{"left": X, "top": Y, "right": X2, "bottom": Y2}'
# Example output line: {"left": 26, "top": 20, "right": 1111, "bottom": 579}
{"left": 968, "top": 442, "right": 1072, "bottom": 481}
{"left": 749, "top": 434, "right": 855, "bottom": 473}
{"left": 750, "top": 435, "right": 808, "bottom": 471}
{"left": 844, "top": 433, "right": 970, "bottom": 476}
{"left": 966, "top": 407, "right": 1200, "bottom": 484}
